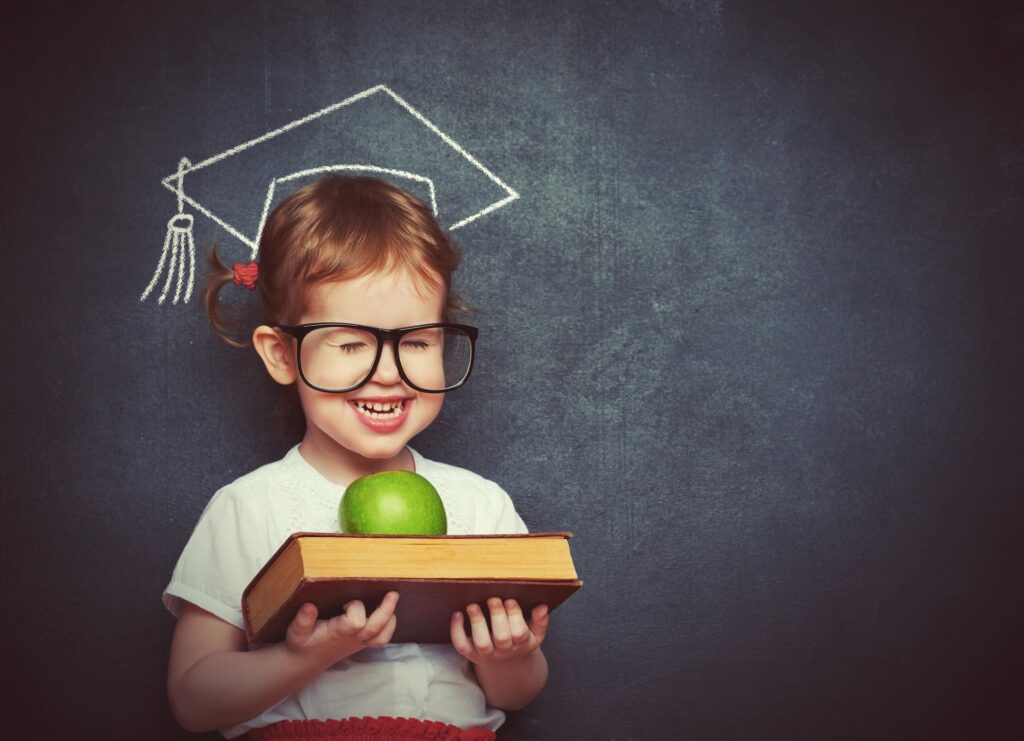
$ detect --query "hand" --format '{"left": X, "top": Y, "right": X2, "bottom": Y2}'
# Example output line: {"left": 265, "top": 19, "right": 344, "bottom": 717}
{"left": 285, "top": 591, "right": 399, "bottom": 663}
{"left": 451, "top": 597, "right": 549, "bottom": 667}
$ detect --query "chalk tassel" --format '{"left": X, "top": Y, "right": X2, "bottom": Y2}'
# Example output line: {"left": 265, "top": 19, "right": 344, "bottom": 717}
{"left": 141, "top": 157, "right": 196, "bottom": 304}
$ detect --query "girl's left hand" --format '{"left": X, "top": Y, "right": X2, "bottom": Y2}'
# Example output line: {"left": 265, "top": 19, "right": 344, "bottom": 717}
{"left": 451, "top": 597, "right": 549, "bottom": 666}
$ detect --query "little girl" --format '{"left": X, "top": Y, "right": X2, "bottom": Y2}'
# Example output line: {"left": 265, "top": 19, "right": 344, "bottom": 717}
{"left": 162, "top": 175, "right": 550, "bottom": 739}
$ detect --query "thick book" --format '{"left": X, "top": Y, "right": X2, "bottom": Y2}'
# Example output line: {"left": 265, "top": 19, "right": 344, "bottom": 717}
{"left": 241, "top": 532, "right": 583, "bottom": 645}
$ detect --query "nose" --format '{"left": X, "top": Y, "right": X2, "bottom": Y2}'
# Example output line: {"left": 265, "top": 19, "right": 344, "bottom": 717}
{"left": 371, "top": 341, "right": 402, "bottom": 384}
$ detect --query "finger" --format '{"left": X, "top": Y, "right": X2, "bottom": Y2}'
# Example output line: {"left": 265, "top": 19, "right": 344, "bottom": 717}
{"left": 335, "top": 599, "right": 366, "bottom": 635}
{"left": 286, "top": 603, "right": 317, "bottom": 645}
{"left": 299, "top": 602, "right": 317, "bottom": 623}
{"left": 379, "top": 590, "right": 401, "bottom": 613}
{"left": 528, "top": 604, "right": 550, "bottom": 643}
{"left": 367, "top": 592, "right": 400, "bottom": 625}
{"left": 504, "top": 599, "right": 532, "bottom": 646}
{"left": 466, "top": 603, "right": 494, "bottom": 656}
{"left": 450, "top": 610, "right": 475, "bottom": 658}
{"left": 359, "top": 592, "right": 400, "bottom": 641}
{"left": 293, "top": 603, "right": 317, "bottom": 630}
{"left": 367, "top": 612, "right": 398, "bottom": 647}
{"left": 486, "top": 597, "right": 514, "bottom": 652}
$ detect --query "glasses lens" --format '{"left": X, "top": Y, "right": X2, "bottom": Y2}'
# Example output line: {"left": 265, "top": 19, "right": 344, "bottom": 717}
{"left": 299, "top": 326, "right": 473, "bottom": 392}
{"left": 301, "top": 326, "right": 378, "bottom": 391}
{"left": 397, "top": 326, "right": 473, "bottom": 392}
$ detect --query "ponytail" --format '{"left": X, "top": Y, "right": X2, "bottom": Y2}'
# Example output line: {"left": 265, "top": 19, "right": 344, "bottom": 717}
{"left": 202, "top": 244, "right": 251, "bottom": 348}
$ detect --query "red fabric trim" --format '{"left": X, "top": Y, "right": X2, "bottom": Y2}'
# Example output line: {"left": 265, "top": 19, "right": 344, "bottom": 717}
{"left": 247, "top": 716, "right": 496, "bottom": 740}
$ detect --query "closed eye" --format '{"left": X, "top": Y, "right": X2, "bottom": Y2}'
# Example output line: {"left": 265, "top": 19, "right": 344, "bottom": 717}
{"left": 329, "top": 343, "right": 369, "bottom": 353}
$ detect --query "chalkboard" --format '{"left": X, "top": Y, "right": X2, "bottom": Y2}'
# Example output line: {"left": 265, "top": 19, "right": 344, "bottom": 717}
{"left": 4, "top": 1, "right": 1023, "bottom": 739}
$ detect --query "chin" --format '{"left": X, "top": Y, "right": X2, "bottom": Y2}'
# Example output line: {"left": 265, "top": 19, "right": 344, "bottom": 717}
{"left": 356, "top": 447, "right": 401, "bottom": 460}
{"left": 349, "top": 437, "right": 412, "bottom": 460}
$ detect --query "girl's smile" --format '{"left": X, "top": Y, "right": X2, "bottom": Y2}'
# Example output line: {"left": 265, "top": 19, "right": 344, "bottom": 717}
{"left": 348, "top": 396, "right": 413, "bottom": 432}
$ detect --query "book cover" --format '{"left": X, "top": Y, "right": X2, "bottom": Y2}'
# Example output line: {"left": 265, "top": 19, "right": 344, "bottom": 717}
{"left": 242, "top": 532, "right": 583, "bottom": 645}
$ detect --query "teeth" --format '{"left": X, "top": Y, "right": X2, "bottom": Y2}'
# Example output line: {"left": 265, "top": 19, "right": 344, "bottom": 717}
{"left": 355, "top": 400, "right": 405, "bottom": 419}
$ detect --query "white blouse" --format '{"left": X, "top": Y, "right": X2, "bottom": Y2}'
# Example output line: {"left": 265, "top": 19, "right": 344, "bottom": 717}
{"left": 162, "top": 444, "right": 529, "bottom": 739}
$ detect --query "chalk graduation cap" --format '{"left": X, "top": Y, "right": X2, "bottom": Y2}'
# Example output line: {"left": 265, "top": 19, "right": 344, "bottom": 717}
{"left": 141, "top": 84, "right": 520, "bottom": 305}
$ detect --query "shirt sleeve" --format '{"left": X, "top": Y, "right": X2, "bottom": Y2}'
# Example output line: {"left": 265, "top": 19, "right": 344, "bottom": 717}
{"left": 161, "top": 487, "right": 266, "bottom": 631}
{"left": 485, "top": 480, "right": 530, "bottom": 535}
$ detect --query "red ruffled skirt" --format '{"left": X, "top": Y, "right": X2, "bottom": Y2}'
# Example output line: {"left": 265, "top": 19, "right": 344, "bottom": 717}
{"left": 247, "top": 716, "right": 496, "bottom": 740}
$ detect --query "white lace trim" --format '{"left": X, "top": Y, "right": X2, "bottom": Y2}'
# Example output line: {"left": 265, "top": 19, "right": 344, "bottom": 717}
{"left": 274, "top": 445, "right": 472, "bottom": 538}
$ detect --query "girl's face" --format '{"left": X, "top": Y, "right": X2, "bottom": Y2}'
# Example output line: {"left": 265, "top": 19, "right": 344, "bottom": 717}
{"left": 292, "top": 268, "right": 447, "bottom": 482}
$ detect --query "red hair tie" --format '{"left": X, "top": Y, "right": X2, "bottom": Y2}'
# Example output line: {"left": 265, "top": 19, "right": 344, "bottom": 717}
{"left": 232, "top": 261, "right": 259, "bottom": 290}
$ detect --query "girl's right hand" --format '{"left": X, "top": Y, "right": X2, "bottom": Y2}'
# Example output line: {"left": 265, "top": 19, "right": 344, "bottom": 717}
{"left": 285, "top": 591, "right": 400, "bottom": 662}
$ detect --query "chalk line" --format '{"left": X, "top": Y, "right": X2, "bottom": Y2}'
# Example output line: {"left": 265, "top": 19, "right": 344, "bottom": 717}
{"left": 254, "top": 166, "right": 438, "bottom": 260}
{"left": 145, "top": 84, "right": 519, "bottom": 304}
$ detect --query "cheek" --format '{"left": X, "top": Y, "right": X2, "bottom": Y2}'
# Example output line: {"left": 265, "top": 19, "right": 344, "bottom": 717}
{"left": 417, "top": 394, "right": 444, "bottom": 421}
{"left": 296, "top": 384, "right": 340, "bottom": 420}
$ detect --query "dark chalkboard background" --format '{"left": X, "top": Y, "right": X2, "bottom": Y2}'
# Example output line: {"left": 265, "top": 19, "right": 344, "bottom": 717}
{"left": 4, "top": 1, "right": 1022, "bottom": 739}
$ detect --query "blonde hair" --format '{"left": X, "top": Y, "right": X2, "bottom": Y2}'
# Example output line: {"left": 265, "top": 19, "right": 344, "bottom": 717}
{"left": 203, "top": 175, "right": 477, "bottom": 347}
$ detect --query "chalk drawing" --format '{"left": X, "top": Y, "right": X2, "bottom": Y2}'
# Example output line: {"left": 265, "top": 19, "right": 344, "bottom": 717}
{"left": 140, "top": 158, "right": 196, "bottom": 305}
{"left": 141, "top": 84, "right": 520, "bottom": 304}
{"left": 256, "top": 166, "right": 438, "bottom": 254}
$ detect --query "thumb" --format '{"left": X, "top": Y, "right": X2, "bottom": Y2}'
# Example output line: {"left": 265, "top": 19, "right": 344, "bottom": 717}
{"left": 529, "top": 604, "right": 549, "bottom": 643}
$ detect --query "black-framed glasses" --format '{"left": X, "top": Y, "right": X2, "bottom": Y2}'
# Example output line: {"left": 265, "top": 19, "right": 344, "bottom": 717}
{"left": 276, "top": 322, "right": 478, "bottom": 394}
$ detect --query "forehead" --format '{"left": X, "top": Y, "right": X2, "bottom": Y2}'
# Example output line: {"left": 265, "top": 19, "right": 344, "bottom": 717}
{"left": 301, "top": 269, "right": 445, "bottom": 326}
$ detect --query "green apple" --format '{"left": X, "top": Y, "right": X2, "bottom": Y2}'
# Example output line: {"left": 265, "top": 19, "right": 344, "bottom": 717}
{"left": 340, "top": 470, "right": 447, "bottom": 535}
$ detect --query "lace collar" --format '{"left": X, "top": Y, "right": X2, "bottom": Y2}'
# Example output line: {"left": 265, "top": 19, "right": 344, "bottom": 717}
{"left": 281, "top": 444, "right": 427, "bottom": 489}
{"left": 274, "top": 445, "right": 467, "bottom": 535}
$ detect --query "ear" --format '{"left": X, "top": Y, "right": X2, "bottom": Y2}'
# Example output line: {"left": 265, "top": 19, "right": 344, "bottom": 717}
{"left": 252, "top": 325, "right": 298, "bottom": 386}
